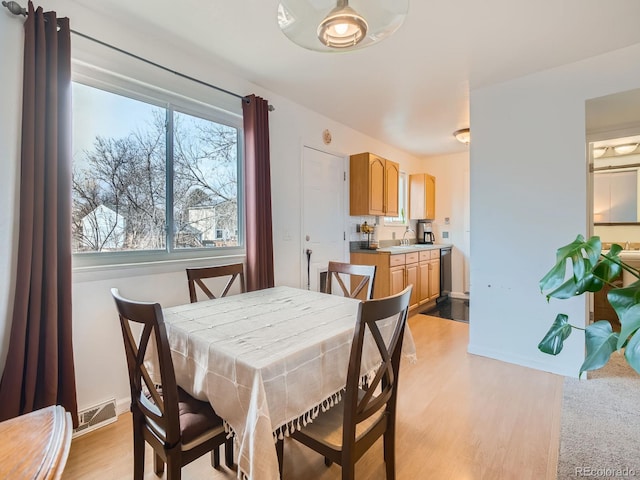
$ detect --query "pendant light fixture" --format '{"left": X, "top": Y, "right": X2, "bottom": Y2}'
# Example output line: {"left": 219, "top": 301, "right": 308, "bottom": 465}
{"left": 317, "top": 1, "right": 368, "bottom": 48}
{"left": 278, "top": 0, "right": 409, "bottom": 52}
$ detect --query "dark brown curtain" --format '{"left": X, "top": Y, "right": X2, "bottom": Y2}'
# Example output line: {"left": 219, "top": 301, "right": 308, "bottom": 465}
{"left": 0, "top": 1, "right": 78, "bottom": 426}
{"left": 242, "top": 94, "right": 275, "bottom": 291}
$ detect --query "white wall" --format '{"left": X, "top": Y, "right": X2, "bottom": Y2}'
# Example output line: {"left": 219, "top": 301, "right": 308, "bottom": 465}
{"left": 469, "top": 42, "right": 640, "bottom": 377}
{"left": 0, "top": 1, "right": 427, "bottom": 413}
{"left": 418, "top": 152, "right": 470, "bottom": 297}
{"left": 0, "top": 11, "right": 23, "bottom": 374}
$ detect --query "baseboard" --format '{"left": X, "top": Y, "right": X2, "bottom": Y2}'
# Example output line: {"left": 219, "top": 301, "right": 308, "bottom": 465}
{"left": 467, "top": 343, "right": 578, "bottom": 378}
{"left": 449, "top": 291, "right": 469, "bottom": 300}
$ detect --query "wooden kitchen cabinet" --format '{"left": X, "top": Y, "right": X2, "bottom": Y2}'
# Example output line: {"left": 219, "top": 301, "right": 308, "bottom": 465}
{"left": 405, "top": 257, "right": 419, "bottom": 307}
{"left": 418, "top": 251, "right": 431, "bottom": 304}
{"left": 351, "top": 250, "right": 425, "bottom": 310}
{"left": 418, "top": 249, "right": 440, "bottom": 305}
{"left": 428, "top": 250, "right": 440, "bottom": 301}
{"left": 409, "top": 173, "right": 436, "bottom": 220}
{"left": 350, "top": 152, "right": 399, "bottom": 216}
{"left": 390, "top": 265, "right": 405, "bottom": 295}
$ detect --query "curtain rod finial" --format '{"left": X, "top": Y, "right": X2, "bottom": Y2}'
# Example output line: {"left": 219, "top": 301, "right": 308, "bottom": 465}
{"left": 2, "top": 1, "right": 27, "bottom": 16}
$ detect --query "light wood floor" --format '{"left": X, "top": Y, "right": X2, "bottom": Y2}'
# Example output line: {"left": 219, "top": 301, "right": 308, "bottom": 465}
{"left": 61, "top": 314, "right": 563, "bottom": 480}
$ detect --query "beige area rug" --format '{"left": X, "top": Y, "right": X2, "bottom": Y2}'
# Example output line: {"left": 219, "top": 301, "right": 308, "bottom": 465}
{"left": 557, "top": 352, "right": 640, "bottom": 479}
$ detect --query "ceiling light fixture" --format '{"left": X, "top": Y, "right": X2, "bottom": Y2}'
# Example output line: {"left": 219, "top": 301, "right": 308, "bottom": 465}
{"left": 317, "top": 1, "right": 368, "bottom": 49}
{"left": 277, "top": 0, "right": 409, "bottom": 53}
{"left": 613, "top": 144, "right": 639, "bottom": 155}
{"left": 453, "top": 128, "right": 470, "bottom": 145}
{"left": 593, "top": 147, "right": 607, "bottom": 158}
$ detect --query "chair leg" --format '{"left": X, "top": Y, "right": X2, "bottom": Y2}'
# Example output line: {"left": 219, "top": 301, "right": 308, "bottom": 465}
{"left": 153, "top": 452, "right": 164, "bottom": 474}
{"left": 383, "top": 430, "right": 396, "bottom": 480}
{"left": 166, "top": 455, "right": 182, "bottom": 480}
{"left": 341, "top": 462, "right": 355, "bottom": 480}
{"left": 276, "top": 438, "right": 284, "bottom": 479}
{"left": 132, "top": 426, "right": 145, "bottom": 480}
{"left": 225, "top": 437, "right": 234, "bottom": 467}
{"left": 211, "top": 447, "right": 220, "bottom": 468}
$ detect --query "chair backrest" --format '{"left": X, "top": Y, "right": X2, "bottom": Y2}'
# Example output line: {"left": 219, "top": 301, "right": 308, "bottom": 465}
{"left": 325, "top": 261, "right": 376, "bottom": 300}
{"left": 111, "top": 288, "right": 181, "bottom": 446}
{"left": 186, "top": 263, "right": 246, "bottom": 303}
{"left": 342, "top": 285, "right": 412, "bottom": 444}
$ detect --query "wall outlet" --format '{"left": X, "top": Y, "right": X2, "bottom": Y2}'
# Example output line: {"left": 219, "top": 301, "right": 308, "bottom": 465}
{"left": 392, "top": 232, "right": 396, "bottom": 240}
{"left": 442, "top": 231, "right": 449, "bottom": 239}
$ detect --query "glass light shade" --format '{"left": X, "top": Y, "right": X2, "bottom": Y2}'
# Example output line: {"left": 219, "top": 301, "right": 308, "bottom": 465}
{"left": 453, "top": 128, "right": 470, "bottom": 145}
{"left": 278, "top": 0, "right": 409, "bottom": 52}
{"left": 592, "top": 147, "right": 607, "bottom": 158}
{"left": 317, "top": 5, "right": 368, "bottom": 48}
{"left": 613, "top": 144, "right": 638, "bottom": 155}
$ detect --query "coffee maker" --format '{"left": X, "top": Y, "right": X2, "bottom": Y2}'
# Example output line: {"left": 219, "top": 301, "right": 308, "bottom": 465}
{"left": 417, "top": 220, "right": 435, "bottom": 244}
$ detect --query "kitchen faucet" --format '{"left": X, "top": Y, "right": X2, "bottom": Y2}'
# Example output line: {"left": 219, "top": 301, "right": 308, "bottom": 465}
{"left": 401, "top": 226, "right": 415, "bottom": 246}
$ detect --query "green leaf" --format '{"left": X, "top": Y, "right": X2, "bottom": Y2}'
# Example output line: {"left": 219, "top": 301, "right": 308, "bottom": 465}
{"left": 623, "top": 332, "right": 640, "bottom": 375}
{"left": 538, "top": 314, "right": 572, "bottom": 355}
{"left": 615, "top": 302, "right": 640, "bottom": 350}
{"left": 540, "top": 235, "right": 603, "bottom": 299}
{"left": 580, "top": 321, "right": 619, "bottom": 377}
{"left": 607, "top": 282, "right": 640, "bottom": 349}
{"left": 539, "top": 260, "right": 569, "bottom": 295}
{"left": 592, "top": 246, "right": 623, "bottom": 284}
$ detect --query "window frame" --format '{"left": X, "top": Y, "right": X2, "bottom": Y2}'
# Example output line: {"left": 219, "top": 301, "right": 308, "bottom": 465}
{"left": 71, "top": 69, "right": 245, "bottom": 270}
{"left": 383, "top": 170, "right": 408, "bottom": 225}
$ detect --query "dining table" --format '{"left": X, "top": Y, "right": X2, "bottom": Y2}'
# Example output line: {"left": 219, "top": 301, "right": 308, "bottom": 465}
{"left": 0, "top": 405, "right": 72, "bottom": 479}
{"left": 154, "top": 285, "right": 417, "bottom": 480}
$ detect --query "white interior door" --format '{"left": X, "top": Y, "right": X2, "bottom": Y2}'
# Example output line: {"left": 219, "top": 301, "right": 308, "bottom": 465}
{"left": 302, "top": 146, "right": 347, "bottom": 291}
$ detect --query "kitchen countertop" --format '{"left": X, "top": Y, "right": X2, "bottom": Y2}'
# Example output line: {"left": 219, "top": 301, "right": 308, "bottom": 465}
{"left": 351, "top": 243, "right": 452, "bottom": 254}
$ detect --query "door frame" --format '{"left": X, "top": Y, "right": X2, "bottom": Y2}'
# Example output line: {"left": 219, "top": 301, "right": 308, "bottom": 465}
{"left": 586, "top": 124, "right": 640, "bottom": 323}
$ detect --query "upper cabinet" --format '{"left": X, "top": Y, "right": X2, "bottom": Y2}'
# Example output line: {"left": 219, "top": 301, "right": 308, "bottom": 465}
{"left": 350, "top": 152, "right": 399, "bottom": 216}
{"left": 409, "top": 173, "right": 436, "bottom": 220}
{"left": 593, "top": 170, "right": 638, "bottom": 223}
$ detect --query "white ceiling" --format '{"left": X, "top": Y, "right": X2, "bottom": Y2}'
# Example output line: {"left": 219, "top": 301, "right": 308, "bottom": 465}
{"left": 71, "top": 0, "right": 640, "bottom": 157}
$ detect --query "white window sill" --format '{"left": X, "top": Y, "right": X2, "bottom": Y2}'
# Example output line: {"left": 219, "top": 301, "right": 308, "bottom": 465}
{"left": 72, "top": 250, "right": 246, "bottom": 283}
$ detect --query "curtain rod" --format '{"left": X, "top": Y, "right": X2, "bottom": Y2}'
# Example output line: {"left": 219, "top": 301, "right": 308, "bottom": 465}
{"left": 2, "top": 0, "right": 275, "bottom": 111}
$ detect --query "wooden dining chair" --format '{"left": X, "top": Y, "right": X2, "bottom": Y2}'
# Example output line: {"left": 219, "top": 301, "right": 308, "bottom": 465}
{"left": 186, "top": 263, "right": 246, "bottom": 303}
{"left": 283, "top": 285, "right": 412, "bottom": 480}
{"left": 111, "top": 288, "right": 233, "bottom": 480}
{"left": 325, "top": 261, "right": 377, "bottom": 300}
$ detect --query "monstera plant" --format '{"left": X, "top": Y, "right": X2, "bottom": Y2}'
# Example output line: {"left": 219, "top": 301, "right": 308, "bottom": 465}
{"left": 539, "top": 234, "right": 640, "bottom": 376}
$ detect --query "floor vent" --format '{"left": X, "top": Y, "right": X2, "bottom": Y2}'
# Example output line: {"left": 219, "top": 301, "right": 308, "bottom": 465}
{"left": 73, "top": 398, "right": 117, "bottom": 437}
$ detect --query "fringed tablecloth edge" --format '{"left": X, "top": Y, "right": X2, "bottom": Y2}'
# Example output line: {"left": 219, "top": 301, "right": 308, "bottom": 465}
{"left": 272, "top": 388, "right": 345, "bottom": 441}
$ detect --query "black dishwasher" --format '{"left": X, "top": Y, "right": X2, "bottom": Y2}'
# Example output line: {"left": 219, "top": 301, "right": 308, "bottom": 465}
{"left": 437, "top": 247, "right": 452, "bottom": 303}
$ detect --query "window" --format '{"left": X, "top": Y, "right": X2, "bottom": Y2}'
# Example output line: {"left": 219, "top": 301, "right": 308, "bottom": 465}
{"left": 71, "top": 81, "right": 242, "bottom": 261}
{"left": 384, "top": 171, "right": 408, "bottom": 224}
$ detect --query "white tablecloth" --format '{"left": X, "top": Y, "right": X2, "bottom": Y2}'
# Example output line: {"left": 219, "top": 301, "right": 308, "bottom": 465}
{"left": 158, "top": 286, "right": 416, "bottom": 480}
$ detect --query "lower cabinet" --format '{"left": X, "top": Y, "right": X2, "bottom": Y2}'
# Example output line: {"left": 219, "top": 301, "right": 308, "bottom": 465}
{"left": 350, "top": 248, "right": 440, "bottom": 310}
{"left": 389, "top": 253, "right": 418, "bottom": 308}
{"left": 404, "top": 253, "right": 419, "bottom": 308}
{"left": 420, "top": 250, "right": 440, "bottom": 303}
{"left": 428, "top": 254, "right": 440, "bottom": 301}
{"left": 390, "top": 265, "right": 405, "bottom": 295}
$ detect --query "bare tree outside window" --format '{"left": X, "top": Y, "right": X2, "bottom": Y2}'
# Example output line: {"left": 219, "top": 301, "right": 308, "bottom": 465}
{"left": 71, "top": 82, "right": 239, "bottom": 254}
{"left": 173, "top": 112, "right": 238, "bottom": 249}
